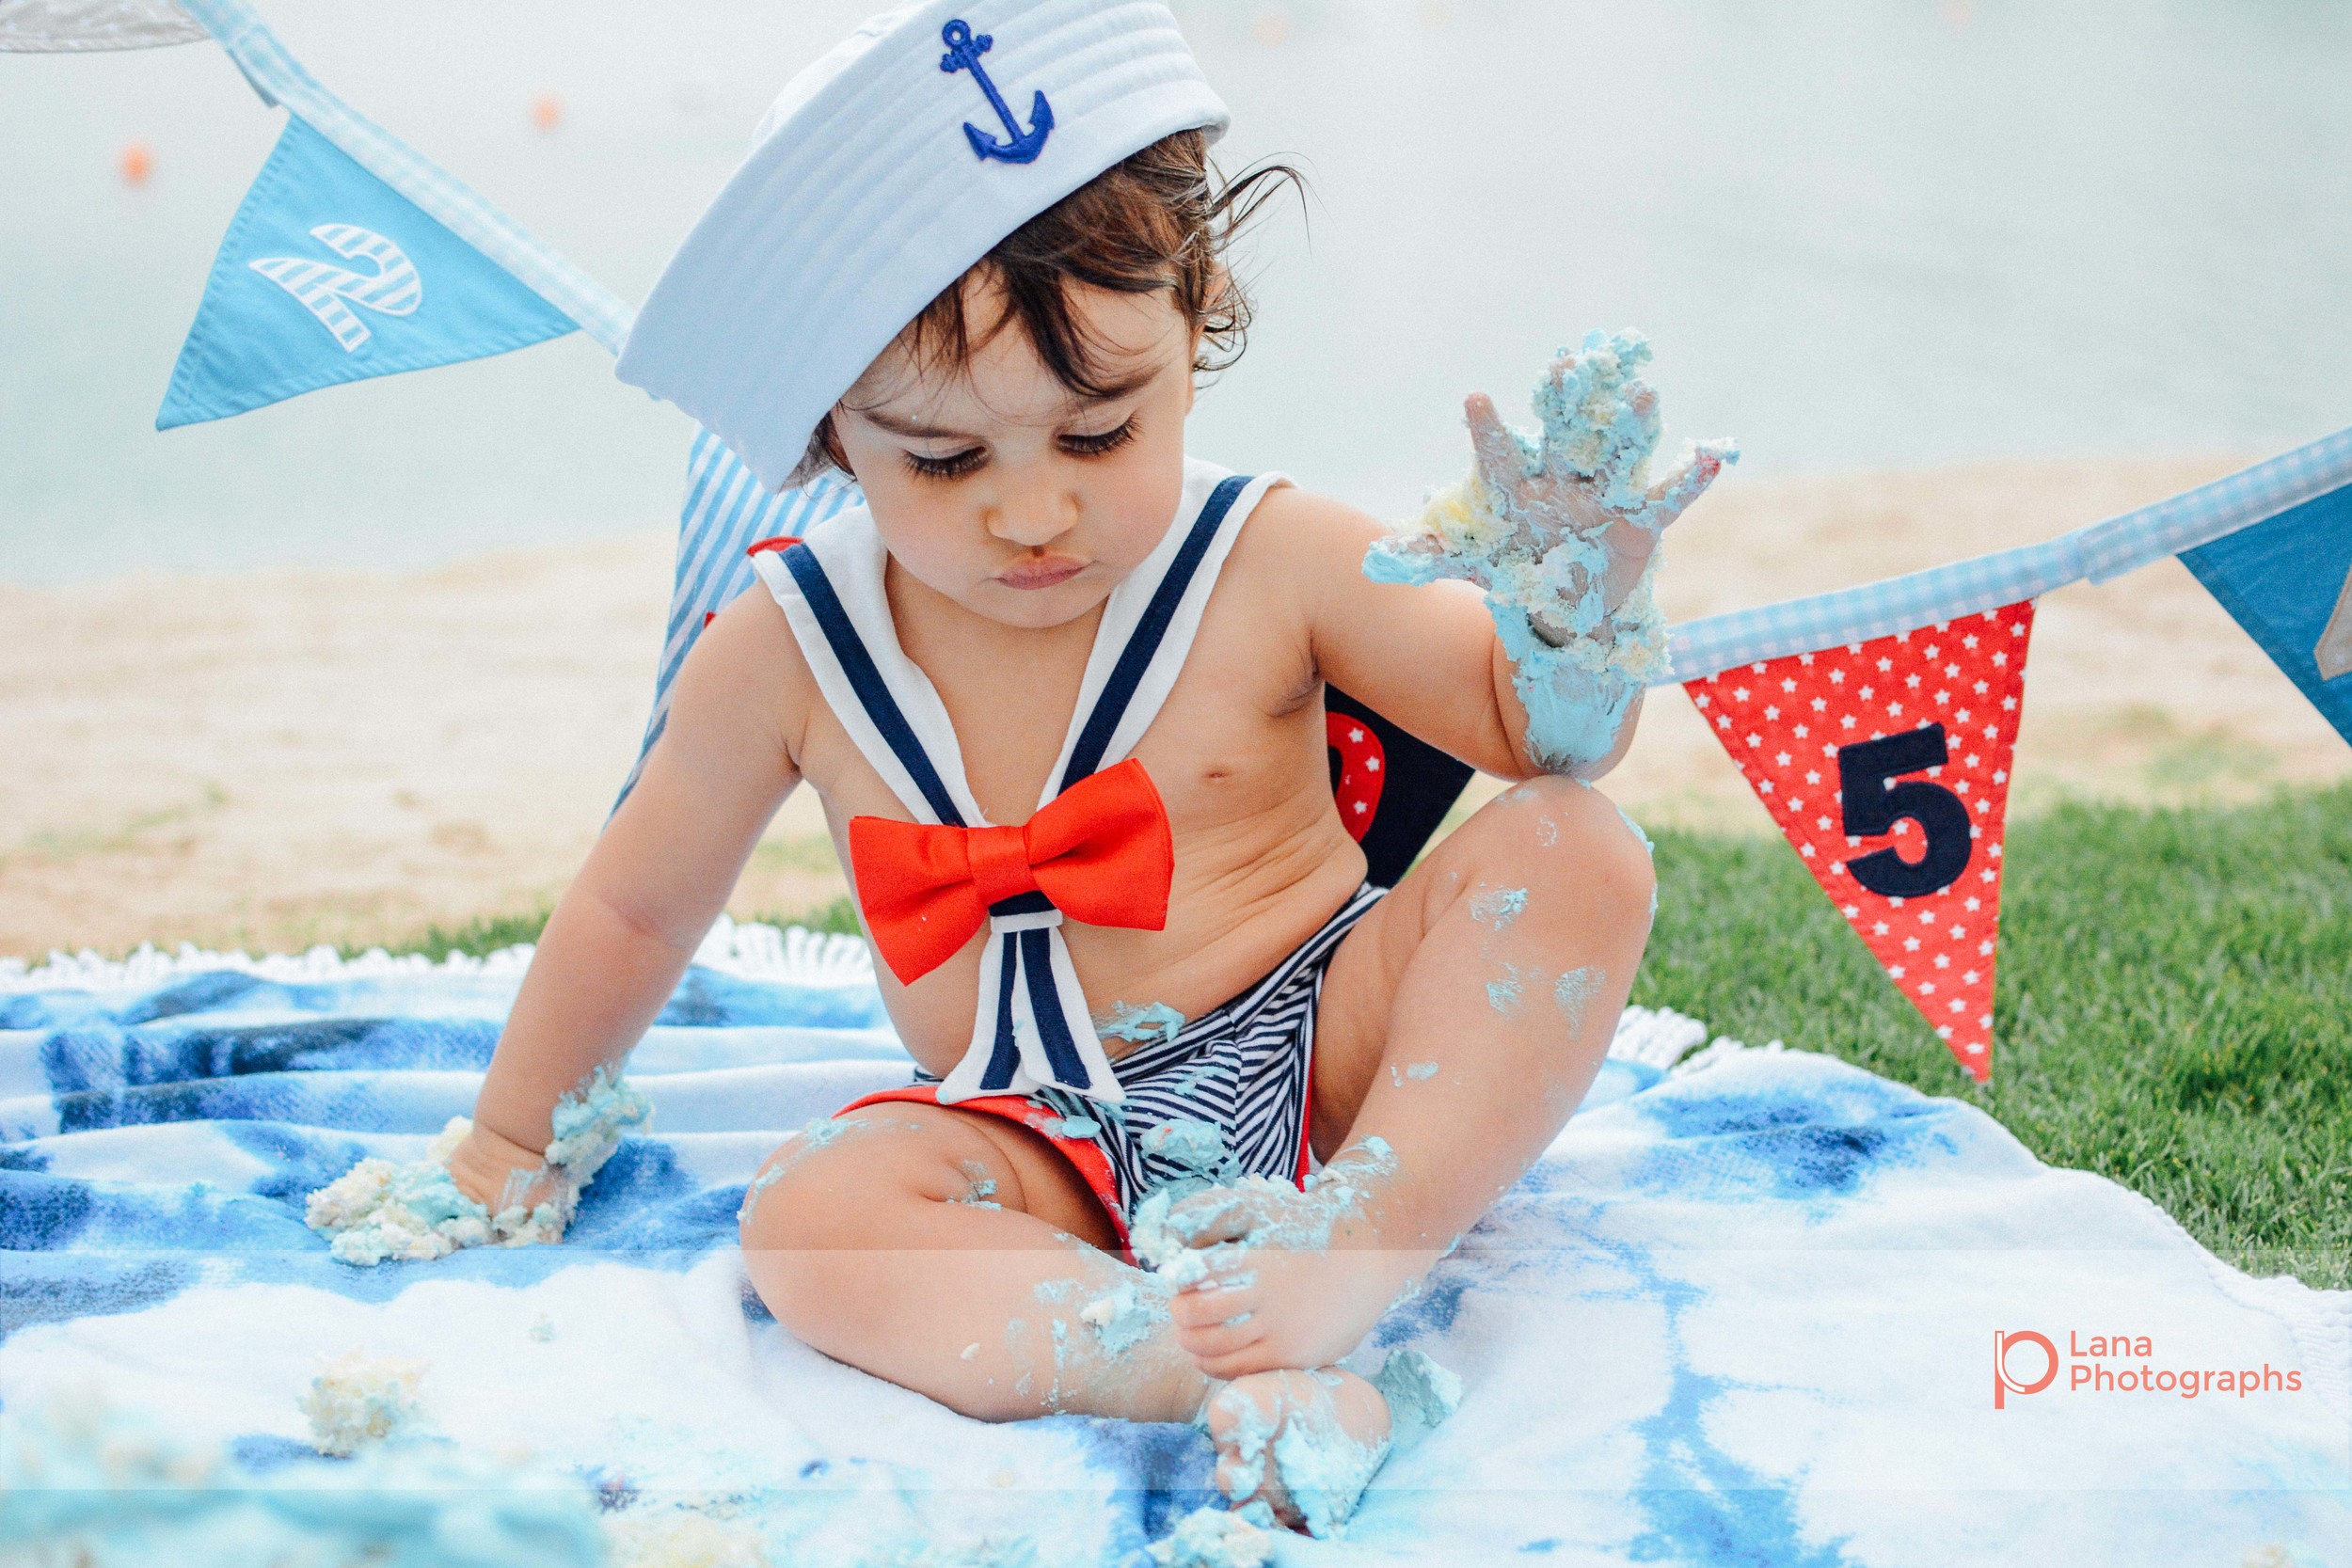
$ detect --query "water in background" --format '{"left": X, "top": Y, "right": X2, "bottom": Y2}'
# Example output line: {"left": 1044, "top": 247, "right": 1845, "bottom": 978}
{"left": 3, "top": 0, "right": 2348, "bottom": 582}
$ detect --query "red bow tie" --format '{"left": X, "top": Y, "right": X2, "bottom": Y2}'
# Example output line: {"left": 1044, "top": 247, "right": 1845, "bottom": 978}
{"left": 849, "top": 758, "right": 1173, "bottom": 986}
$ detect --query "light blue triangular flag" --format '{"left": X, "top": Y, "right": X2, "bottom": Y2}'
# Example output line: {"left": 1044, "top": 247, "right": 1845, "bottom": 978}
{"left": 2180, "top": 482, "right": 2352, "bottom": 749}
{"left": 158, "top": 116, "right": 577, "bottom": 429}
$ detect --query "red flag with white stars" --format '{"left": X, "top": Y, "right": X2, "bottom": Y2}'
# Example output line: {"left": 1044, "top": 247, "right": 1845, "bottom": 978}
{"left": 1684, "top": 603, "right": 2038, "bottom": 1083}
{"left": 1327, "top": 712, "right": 1385, "bottom": 842}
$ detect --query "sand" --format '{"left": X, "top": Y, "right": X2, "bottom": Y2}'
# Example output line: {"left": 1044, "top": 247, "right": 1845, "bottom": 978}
{"left": 5, "top": 456, "right": 2344, "bottom": 962}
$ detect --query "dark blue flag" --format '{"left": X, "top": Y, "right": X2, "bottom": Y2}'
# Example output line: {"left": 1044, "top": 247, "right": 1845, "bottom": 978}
{"left": 2180, "top": 482, "right": 2352, "bottom": 748}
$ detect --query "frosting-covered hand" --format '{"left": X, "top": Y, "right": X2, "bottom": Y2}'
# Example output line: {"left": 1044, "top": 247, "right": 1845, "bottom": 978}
{"left": 1135, "top": 1138, "right": 1421, "bottom": 1380}
{"left": 1469, "top": 331, "right": 1734, "bottom": 637}
{"left": 1364, "top": 329, "right": 1737, "bottom": 771}
{"left": 304, "top": 1065, "right": 650, "bottom": 1266}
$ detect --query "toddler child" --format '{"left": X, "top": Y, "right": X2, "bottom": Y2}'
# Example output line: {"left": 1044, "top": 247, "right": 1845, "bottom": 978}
{"left": 421, "top": 0, "right": 1731, "bottom": 1537}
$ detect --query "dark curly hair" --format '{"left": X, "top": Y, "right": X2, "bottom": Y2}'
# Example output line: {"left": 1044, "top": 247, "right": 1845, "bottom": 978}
{"left": 793, "top": 128, "right": 1303, "bottom": 484}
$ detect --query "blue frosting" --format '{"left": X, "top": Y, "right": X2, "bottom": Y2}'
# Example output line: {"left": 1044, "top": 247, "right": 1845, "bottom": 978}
{"left": 0, "top": 1396, "right": 604, "bottom": 1567}
{"left": 1360, "top": 329, "right": 1737, "bottom": 773}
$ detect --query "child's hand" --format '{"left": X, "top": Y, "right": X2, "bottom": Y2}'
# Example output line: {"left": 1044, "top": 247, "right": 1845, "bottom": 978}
{"left": 1465, "top": 332, "right": 1735, "bottom": 632}
{"left": 445, "top": 1120, "right": 564, "bottom": 1213}
{"left": 1157, "top": 1191, "right": 1409, "bottom": 1377}
{"left": 1375, "top": 330, "right": 1737, "bottom": 645}
{"left": 1133, "top": 1143, "right": 1438, "bottom": 1379}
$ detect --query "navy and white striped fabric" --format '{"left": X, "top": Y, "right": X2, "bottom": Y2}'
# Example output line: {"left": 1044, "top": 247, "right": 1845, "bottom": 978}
{"left": 616, "top": 431, "right": 858, "bottom": 805}
{"left": 924, "top": 881, "right": 1389, "bottom": 1219}
{"left": 753, "top": 459, "right": 1280, "bottom": 1107}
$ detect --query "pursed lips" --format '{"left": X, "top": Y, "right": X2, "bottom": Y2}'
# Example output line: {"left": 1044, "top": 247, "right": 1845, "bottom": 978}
{"left": 995, "top": 556, "right": 1089, "bottom": 590}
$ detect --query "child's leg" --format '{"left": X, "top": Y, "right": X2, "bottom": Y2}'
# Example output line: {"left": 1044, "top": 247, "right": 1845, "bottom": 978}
{"left": 1160, "top": 774, "right": 1656, "bottom": 1378}
{"left": 740, "top": 1101, "right": 1219, "bottom": 1424}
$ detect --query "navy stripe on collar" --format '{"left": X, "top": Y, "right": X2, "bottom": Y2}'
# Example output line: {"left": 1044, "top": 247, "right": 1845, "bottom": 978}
{"left": 781, "top": 543, "right": 967, "bottom": 828}
{"left": 1057, "top": 475, "right": 1254, "bottom": 795}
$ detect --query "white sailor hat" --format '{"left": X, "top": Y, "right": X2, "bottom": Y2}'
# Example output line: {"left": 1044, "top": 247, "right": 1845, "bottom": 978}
{"left": 614, "top": 0, "right": 1232, "bottom": 492}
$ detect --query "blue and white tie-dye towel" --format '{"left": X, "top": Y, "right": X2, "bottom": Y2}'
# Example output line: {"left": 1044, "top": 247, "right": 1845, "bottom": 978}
{"left": 3, "top": 919, "right": 2345, "bottom": 1566}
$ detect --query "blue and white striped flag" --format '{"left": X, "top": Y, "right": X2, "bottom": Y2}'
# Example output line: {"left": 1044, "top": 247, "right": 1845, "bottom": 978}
{"left": 615, "top": 432, "right": 859, "bottom": 805}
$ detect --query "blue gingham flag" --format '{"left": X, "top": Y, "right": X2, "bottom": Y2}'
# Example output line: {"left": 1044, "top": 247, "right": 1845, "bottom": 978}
{"left": 615, "top": 432, "right": 859, "bottom": 805}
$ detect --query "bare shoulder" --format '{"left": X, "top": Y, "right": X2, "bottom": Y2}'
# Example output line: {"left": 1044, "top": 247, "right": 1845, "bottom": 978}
{"left": 1226, "top": 483, "right": 1391, "bottom": 609}
{"left": 1242, "top": 482, "right": 1391, "bottom": 556}
{"left": 667, "top": 576, "right": 820, "bottom": 771}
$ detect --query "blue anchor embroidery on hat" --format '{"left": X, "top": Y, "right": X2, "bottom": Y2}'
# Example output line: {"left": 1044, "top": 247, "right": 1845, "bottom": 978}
{"left": 939, "top": 19, "right": 1054, "bottom": 165}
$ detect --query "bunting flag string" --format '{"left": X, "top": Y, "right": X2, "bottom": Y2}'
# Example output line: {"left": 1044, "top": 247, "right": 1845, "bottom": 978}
{"left": 1661, "top": 426, "right": 2352, "bottom": 685}
{"left": 15, "top": 0, "right": 2352, "bottom": 1085}
{"left": 151, "top": 0, "right": 632, "bottom": 427}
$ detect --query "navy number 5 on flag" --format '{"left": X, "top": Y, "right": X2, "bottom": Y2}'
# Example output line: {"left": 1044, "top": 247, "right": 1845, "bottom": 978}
{"left": 1837, "top": 725, "right": 1973, "bottom": 897}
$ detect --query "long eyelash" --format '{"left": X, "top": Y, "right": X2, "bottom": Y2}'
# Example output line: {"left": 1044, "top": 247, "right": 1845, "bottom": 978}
{"left": 1062, "top": 419, "right": 1139, "bottom": 457}
{"left": 902, "top": 447, "right": 986, "bottom": 482}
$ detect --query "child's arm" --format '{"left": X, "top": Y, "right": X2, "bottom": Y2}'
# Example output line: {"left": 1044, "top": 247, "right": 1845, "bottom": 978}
{"left": 1296, "top": 331, "right": 1734, "bottom": 781}
{"left": 1265, "top": 485, "right": 1560, "bottom": 782}
{"left": 445, "top": 591, "right": 811, "bottom": 1210}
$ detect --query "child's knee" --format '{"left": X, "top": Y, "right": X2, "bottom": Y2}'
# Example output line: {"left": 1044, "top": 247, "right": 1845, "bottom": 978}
{"left": 744, "top": 1114, "right": 929, "bottom": 1231}
{"left": 736, "top": 1117, "right": 942, "bottom": 1304}
{"left": 1470, "top": 777, "right": 1656, "bottom": 924}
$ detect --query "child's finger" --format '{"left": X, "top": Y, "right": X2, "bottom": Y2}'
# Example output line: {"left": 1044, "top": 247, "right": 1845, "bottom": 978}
{"left": 1177, "top": 1242, "right": 1257, "bottom": 1288}
{"left": 1174, "top": 1312, "right": 1263, "bottom": 1363}
{"left": 1597, "top": 519, "right": 1661, "bottom": 610}
{"left": 1166, "top": 1195, "right": 1263, "bottom": 1247}
{"left": 1463, "top": 392, "right": 1528, "bottom": 498}
{"left": 1214, "top": 1445, "right": 1276, "bottom": 1508}
{"left": 1534, "top": 348, "right": 1591, "bottom": 473}
{"left": 1642, "top": 436, "right": 1737, "bottom": 530}
{"left": 1168, "top": 1271, "right": 1257, "bottom": 1329}
{"left": 1196, "top": 1338, "right": 1283, "bottom": 1385}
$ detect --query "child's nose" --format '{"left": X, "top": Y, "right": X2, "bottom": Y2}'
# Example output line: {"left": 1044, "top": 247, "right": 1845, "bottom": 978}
{"left": 983, "top": 482, "right": 1081, "bottom": 549}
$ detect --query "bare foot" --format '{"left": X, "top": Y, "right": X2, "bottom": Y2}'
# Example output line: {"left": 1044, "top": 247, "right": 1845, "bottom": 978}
{"left": 1143, "top": 1145, "right": 1440, "bottom": 1377}
{"left": 1200, "top": 1366, "right": 1393, "bottom": 1539}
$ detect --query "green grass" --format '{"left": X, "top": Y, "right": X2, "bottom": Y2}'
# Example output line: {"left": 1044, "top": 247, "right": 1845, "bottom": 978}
{"left": 769, "top": 895, "right": 863, "bottom": 937}
{"left": 381, "top": 786, "right": 2351, "bottom": 1291}
{"left": 384, "top": 906, "right": 555, "bottom": 963}
{"left": 380, "top": 896, "right": 863, "bottom": 962}
{"left": 1633, "top": 782, "right": 2352, "bottom": 1291}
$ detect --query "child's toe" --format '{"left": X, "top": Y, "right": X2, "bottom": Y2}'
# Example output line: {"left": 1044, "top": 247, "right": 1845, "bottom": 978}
{"left": 1202, "top": 1367, "right": 1393, "bottom": 1537}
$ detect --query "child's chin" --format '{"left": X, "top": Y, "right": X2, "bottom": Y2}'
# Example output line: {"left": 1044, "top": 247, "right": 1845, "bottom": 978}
{"left": 971, "top": 578, "right": 1112, "bottom": 629}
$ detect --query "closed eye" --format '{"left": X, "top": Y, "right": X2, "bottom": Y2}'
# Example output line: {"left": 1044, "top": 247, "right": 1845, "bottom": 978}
{"left": 1060, "top": 418, "right": 1138, "bottom": 458}
{"left": 902, "top": 446, "right": 987, "bottom": 482}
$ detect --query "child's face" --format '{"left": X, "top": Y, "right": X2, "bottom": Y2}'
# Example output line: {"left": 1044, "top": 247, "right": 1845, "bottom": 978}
{"left": 834, "top": 278, "right": 1197, "bottom": 630}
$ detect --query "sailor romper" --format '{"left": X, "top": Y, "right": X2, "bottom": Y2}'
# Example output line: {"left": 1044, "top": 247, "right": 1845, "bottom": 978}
{"left": 751, "top": 459, "right": 1384, "bottom": 1260}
